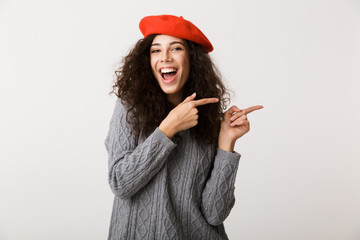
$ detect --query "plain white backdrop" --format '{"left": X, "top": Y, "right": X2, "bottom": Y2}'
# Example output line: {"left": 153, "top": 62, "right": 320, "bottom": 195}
{"left": 1, "top": 0, "right": 359, "bottom": 239}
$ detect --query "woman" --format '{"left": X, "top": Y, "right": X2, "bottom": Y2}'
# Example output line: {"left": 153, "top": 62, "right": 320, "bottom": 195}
{"left": 105, "top": 15, "right": 263, "bottom": 240}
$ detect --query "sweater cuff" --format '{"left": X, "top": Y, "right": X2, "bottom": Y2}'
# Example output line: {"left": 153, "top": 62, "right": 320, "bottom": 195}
{"left": 215, "top": 148, "right": 241, "bottom": 165}
{"left": 152, "top": 127, "right": 177, "bottom": 149}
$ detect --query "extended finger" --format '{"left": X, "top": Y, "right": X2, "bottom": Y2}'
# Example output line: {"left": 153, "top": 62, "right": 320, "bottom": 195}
{"left": 193, "top": 98, "right": 219, "bottom": 107}
{"left": 244, "top": 105, "right": 263, "bottom": 114}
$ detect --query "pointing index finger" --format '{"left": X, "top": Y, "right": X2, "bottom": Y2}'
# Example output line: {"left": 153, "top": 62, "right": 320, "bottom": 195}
{"left": 192, "top": 98, "right": 219, "bottom": 107}
{"left": 244, "top": 105, "right": 264, "bottom": 114}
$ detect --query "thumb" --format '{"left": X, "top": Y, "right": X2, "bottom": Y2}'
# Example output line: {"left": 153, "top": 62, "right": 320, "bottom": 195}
{"left": 180, "top": 92, "right": 196, "bottom": 105}
{"left": 224, "top": 106, "right": 240, "bottom": 121}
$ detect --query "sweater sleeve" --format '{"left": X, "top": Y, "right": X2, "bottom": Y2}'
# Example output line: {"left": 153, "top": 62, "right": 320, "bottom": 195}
{"left": 201, "top": 148, "right": 241, "bottom": 225}
{"left": 105, "top": 99, "right": 176, "bottom": 200}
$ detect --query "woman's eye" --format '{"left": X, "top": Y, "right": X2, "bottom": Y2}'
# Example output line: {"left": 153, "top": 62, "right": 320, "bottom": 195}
{"left": 172, "top": 47, "right": 183, "bottom": 51}
{"left": 151, "top": 49, "right": 160, "bottom": 53}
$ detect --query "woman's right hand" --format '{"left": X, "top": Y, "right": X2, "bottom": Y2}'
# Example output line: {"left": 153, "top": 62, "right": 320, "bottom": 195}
{"left": 159, "top": 93, "right": 219, "bottom": 139}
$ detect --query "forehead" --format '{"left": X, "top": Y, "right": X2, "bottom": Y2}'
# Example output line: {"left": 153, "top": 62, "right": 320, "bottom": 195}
{"left": 151, "top": 34, "right": 186, "bottom": 45}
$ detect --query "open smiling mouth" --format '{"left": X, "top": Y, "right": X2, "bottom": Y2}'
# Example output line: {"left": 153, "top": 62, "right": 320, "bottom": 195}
{"left": 160, "top": 68, "right": 178, "bottom": 83}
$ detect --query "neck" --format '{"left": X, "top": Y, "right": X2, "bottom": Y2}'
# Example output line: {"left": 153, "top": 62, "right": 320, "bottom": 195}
{"left": 167, "top": 92, "right": 183, "bottom": 106}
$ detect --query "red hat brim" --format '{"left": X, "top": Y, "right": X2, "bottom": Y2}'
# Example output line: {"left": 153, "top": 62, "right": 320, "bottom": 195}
{"left": 139, "top": 15, "right": 213, "bottom": 53}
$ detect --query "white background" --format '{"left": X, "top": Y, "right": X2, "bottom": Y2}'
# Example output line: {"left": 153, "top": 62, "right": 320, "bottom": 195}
{"left": 1, "top": 0, "right": 359, "bottom": 239}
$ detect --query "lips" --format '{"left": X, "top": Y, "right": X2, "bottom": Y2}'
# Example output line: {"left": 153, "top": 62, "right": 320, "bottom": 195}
{"left": 159, "top": 67, "right": 178, "bottom": 84}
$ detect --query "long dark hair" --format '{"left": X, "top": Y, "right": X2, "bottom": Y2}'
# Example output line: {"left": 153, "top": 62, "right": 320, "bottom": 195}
{"left": 111, "top": 34, "right": 229, "bottom": 145}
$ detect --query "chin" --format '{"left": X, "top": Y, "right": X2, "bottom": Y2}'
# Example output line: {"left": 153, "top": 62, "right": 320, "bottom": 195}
{"left": 161, "top": 87, "right": 179, "bottom": 95}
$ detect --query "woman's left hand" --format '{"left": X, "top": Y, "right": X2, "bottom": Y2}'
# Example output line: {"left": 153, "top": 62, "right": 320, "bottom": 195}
{"left": 218, "top": 105, "right": 263, "bottom": 152}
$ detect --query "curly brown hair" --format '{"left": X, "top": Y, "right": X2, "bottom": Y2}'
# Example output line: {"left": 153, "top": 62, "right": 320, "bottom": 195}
{"left": 111, "top": 34, "right": 230, "bottom": 145}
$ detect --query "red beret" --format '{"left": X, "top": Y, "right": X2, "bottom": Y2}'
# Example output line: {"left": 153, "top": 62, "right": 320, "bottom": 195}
{"left": 139, "top": 15, "right": 213, "bottom": 53}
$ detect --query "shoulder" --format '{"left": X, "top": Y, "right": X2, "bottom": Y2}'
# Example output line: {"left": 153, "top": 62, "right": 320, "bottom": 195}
{"left": 110, "top": 98, "right": 129, "bottom": 122}
{"left": 107, "top": 98, "right": 139, "bottom": 143}
{"left": 105, "top": 98, "right": 139, "bottom": 150}
{"left": 108, "top": 98, "right": 132, "bottom": 132}
{"left": 113, "top": 98, "right": 127, "bottom": 115}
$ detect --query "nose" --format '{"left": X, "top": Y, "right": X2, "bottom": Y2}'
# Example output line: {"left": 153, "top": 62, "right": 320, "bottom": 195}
{"left": 161, "top": 50, "right": 172, "bottom": 62}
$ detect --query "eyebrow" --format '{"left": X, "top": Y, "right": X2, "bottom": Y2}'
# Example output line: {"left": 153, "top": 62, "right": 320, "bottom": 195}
{"left": 151, "top": 41, "right": 185, "bottom": 47}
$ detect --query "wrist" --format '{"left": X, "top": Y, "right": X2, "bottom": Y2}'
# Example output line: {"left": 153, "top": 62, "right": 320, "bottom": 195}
{"left": 218, "top": 134, "right": 236, "bottom": 152}
{"left": 159, "top": 121, "right": 177, "bottom": 139}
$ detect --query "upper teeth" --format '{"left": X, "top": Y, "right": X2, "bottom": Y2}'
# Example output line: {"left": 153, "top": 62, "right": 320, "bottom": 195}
{"left": 161, "top": 68, "right": 176, "bottom": 73}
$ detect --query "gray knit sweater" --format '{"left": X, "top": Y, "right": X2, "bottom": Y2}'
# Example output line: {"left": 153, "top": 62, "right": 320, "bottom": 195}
{"left": 105, "top": 99, "right": 241, "bottom": 240}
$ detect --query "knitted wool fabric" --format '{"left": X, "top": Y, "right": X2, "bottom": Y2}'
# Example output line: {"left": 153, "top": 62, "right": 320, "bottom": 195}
{"left": 105, "top": 99, "right": 241, "bottom": 240}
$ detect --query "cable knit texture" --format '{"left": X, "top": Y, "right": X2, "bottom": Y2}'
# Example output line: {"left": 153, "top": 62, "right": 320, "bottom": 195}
{"left": 105, "top": 99, "right": 241, "bottom": 240}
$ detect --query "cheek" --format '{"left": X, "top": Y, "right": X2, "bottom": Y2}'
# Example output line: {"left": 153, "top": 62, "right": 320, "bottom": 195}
{"left": 150, "top": 58, "right": 157, "bottom": 73}
{"left": 150, "top": 57, "right": 154, "bottom": 69}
